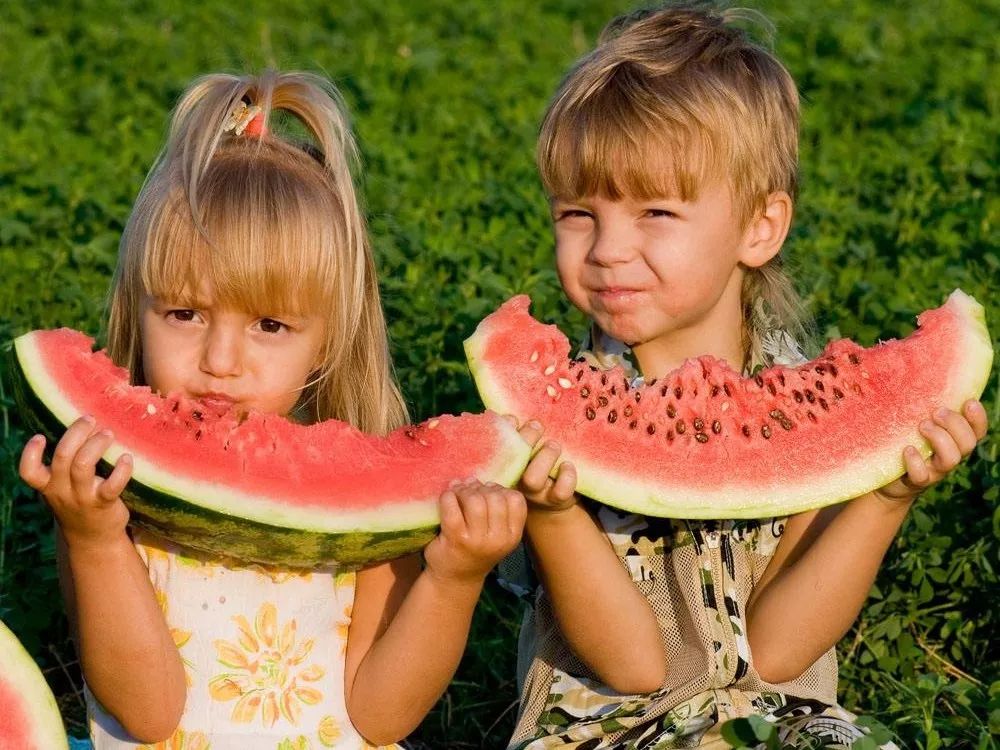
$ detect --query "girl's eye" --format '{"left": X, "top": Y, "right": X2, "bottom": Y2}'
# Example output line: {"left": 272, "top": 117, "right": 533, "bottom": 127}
{"left": 555, "top": 209, "right": 593, "bottom": 222}
{"left": 645, "top": 208, "right": 677, "bottom": 218}
{"left": 167, "top": 309, "right": 196, "bottom": 322}
{"left": 258, "top": 318, "right": 287, "bottom": 334}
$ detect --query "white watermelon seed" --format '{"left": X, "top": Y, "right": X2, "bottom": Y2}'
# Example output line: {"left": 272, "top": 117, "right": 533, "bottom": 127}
{"left": 146, "top": 404, "right": 156, "bottom": 415}
{"left": 544, "top": 364, "right": 556, "bottom": 376}
{"left": 558, "top": 377, "right": 572, "bottom": 389}
{"left": 530, "top": 351, "right": 539, "bottom": 362}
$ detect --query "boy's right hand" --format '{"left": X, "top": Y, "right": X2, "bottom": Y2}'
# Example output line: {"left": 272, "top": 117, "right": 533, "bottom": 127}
{"left": 19, "top": 416, "right": 133, "bottom": 550}
{"left": 516, "top": 421, "right": 578, "bottom": 513}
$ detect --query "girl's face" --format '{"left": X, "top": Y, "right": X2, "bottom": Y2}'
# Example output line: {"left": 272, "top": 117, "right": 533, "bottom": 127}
{"left": 552, "top": 178, "right": 765, "bottom": 377}
{"left": 139, "top": 288, "right": 326, "bottom": 417}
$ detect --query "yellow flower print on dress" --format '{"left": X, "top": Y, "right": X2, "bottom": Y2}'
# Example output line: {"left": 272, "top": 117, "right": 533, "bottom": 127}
{"left": 276, "top": 737, "right": 311, "bottom": 750}
{"left": 317, "top": 715, "right": 341, "bottom": 747}
{"left": 138, "top": 728, "right": 211, "bottom": 750}
{"left": 209, "top": 602, "right": 325, "bottom": 727}
{"left": 335, "top": 603, "right": 352, "bottom": 655}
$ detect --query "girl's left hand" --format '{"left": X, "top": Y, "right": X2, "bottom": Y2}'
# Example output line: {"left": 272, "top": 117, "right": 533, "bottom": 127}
{"left": 422, "top": 480, "right": 527, "bottom": 585}
{"left": 876, "top": 399, "right": 988, "bottom": 501}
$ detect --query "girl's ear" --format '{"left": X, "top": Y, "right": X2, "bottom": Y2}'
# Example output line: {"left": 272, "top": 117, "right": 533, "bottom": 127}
{"left": 739, "top": 191, "right": 792, "bottom": 268}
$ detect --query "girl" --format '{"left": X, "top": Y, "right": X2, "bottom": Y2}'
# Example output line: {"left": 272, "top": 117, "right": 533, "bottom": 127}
{"left": 19, "top": 70, "right": 527, "bottom": 749}
{"left": 504, "top": 5, "right": 988, "bottom": 748}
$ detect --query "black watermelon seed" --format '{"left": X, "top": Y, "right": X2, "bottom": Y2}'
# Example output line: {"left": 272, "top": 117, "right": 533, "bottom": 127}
{"left": 769, "top": 409, "right": 784, "bottom": 420}
{"left": 608, "top": 410, "right": 618, "bottom": 423}
{"left": 761, "top": 425, "right": 772, "bottom": 439}
{"left": 815, "top": 365, "right": 826, "bottom": 375}
{"left": 629, "top": 420, "right": 637, "bottom": 429}
{"left": 724, "top": 383, "right": 732, "bottom": 397}
{"left": 852, "top": 384, "right": 863, "bottom": 395}
{"left": 634, "top": 391, "right": 642, "bottom": 403}
{"left": 693, "top": 418, "right": 704, "bottom": 431}
{"left": 777, "top": 373, "right": 786, "bottom": 387}
{"left": 742, "top": 424, "right": 752, "bottom": 438}
{"left": 195, "top": 430, "right": 202, "bottom": 440}
{"left": 805, "top": 390, "right": 816, "bottom": 403}
{"left": 815, "top": 380, "right": 825, "bottom": 391}
{"left": 819, "top": 398, "right": 829, "bottom": 411}
{"left": 405, "top": 428, "right": 416, "bottom": 438}
{"left": 849, "top": 353, "right": 860, "bottom": 365}
{"left": 192, "top": 410, "right": 203, "bottom": 421}
{"left": 829, "top": 364, "right": 839, "bottom": 378}
{"left": 623, "top": 405, "right": 633, "bottom": 418}
{"left": 601, "top": 373, "right": 608, "bottom": 385}
{"left": 779, "top": 419, "right": 793, "bottom": 431}
{"left": 576, "top": 369, "right": 585, "bottom": 381}
{"left": 598, "top": 396, "right": 609, "bottom": 407}
{"left": 674, "top": 386, "right": 683, "bottom": 399}
{"left": 754, "top": 375, "right": 764, "bottom": 388}
{"left": 666, "top": 404, "right": 677, "bottom": 418}
{"left": 610, "top": 384, "right": 617, "bottom": 395}
{"left": 648, "top": 378, "right": 658, "bottom": 386}
{"left": 711, "top": 385, "right": 720, "bottom": 397}
{"left": 580, "top": 386, "right": 591, "bottom": 398}
{"left": 767, "top": 381, "right": 777, "bottom": 396}
{"left": 695, "top": 432, "right": 709, "bottom": 443}
{"left": 807, "top": 411, "right": 817, "bottom": 423}
{"left": 661, "top": 385, "right": 669, "bottom": 397}
{"left": 647, "top": 423, "right": 656, "bottom": 435}
{"left": 586, "top": 407, "right": 597, "bottom": 420}
{"left": 676, "top": 419, "right": 686, "bottom": 434}
{"left": 712, "top": 420, "right": 722, "bottom": 434}
{"left": 666, "top": 429, "right": 675, "bottom": 441}
{"left": 833, "top": 387, "right": 844, "bottom": 400}
{"left": 171, "top": 402, "right": 180, "bottom": 412}
{"left": 793, "top": 390, "right": 804, "bottom": 403}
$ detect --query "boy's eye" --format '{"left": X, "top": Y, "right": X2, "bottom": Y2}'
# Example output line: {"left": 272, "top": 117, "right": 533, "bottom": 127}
{"left": 555, "top": 209, "right": 593, "bottom": 222}
{"left": 645, "top": 208, "right": 677, "bottom": 218}
{"left": 167, "top": 309, "right": 196, "bottom": 322}
{"left": 258, "top": 318, "right": 287, "bottom": 334}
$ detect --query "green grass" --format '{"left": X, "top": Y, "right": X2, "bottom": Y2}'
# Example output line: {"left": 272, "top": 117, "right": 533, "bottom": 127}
{"left": 1, "top": 0, "right": 998, "bottom": 747}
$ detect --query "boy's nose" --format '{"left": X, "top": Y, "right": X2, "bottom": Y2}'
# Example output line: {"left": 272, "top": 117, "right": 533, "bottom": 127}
{"left": 587, "top": 225, "right": 634, "bottom": 266}
{"left": 200, "top": 326, "right": 243, "bottom": 378}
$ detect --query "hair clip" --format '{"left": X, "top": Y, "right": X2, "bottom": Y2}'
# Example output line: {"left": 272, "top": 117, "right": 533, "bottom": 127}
{"left": 223, "top": 100, "right": 267, "bottom": 137}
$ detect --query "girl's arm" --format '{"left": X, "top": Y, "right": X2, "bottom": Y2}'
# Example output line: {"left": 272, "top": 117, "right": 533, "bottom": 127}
{"left": 345, "top": 480, "right": 526, "bottom": 745}
{"left": 516, "top": 424, "right": 666, "bottom": 694}
{"left": 20, "top": 417, "right": 186, "bottom": 743}
{"left": 746, "top": 401, "right": 988, "bottom": 683}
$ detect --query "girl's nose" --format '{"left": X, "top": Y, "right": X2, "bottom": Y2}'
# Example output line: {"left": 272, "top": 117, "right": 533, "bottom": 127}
{"left": 200, "top": 325, "right": 243, "bottom": 378}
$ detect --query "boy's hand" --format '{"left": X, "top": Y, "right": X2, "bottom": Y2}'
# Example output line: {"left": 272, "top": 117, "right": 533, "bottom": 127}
{"left": 875, "top": 399, "right": 988, "bottom": 502}
{"left": 517, "top": 421, "right": 578, "bottom": 513}
{"left": 423, "top": 480, "right": 527, "bottom": 584}
{"left": 18, "top": 416, "right": 133, "bottom": 550}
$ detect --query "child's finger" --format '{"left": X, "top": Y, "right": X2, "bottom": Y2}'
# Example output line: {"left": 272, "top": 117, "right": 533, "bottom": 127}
{"left": 521, "top": 441, "right": 561, "bottom": 493}
{"left": 19, "top": 435, "right": 51, "bottom": 491}
{"left": 97, "top": 454, "right": 133, "bottom": 503}
{"left": 932, "top": 408, "right": 978, "bottom": 456}
{"left": 50, "top": 417, "right": 98, "bottom": 478}
{"left": 438, "top": 490, "right": 464, "bottom": 538}
{"left": 457, "top": 488, "right": 488, "bottom": 540}
{"left": 505, "top": 489, "right": 527, "bottom": 538}
{"left": 70, "top": 429, "right": 114, "bottom": 494}
{"left": 550, "top": 461, "right": 577, "bottom": 503}
{"left": 483, "top": 490, "right": 509, "bottom": 539}
{"left": 517, "top": 420, "right": 544, "bottom": 448}
{"left": 902, "top": 445, "right": 930, "bottom": 488}
{"left": 919, "top": 419, "right": 961, "bottom": 471}
{"left": 963, "top": 399, "right": 988, "bottom": 440}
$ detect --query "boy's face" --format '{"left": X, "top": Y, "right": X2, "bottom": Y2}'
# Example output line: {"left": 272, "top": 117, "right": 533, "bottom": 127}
{"left": 551, "top": 179, "right": 763, "bottom": 374}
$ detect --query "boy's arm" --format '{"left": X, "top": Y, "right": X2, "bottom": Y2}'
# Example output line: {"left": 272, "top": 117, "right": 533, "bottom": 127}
{"left": 746, "top": 401, "right": 987, "bottom": 683}
{"left": 518, "top": 429, "right": 666, "bottom": 694}
{"left": 21, "top": 420, "right": 185, "bottom": 743}
{"left": 345, "top": 481, "right": 525, "bottom": 745}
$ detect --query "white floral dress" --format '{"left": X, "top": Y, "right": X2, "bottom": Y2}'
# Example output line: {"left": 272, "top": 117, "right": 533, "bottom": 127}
{"left": 86, "top": 528, "right": 402, "bottom": 750}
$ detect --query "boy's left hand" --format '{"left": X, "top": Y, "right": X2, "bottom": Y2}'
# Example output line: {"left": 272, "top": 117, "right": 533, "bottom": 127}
{"left": 876, "top": 399, "right": 988, "bottom": 501}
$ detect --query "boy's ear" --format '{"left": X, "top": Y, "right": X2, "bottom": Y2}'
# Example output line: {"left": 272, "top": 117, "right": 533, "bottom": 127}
{"left": 739, "top": 191, "right": 792, "bottom": 268}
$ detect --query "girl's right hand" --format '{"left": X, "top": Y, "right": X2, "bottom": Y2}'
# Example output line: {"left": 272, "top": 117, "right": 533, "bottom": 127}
{"left": 18, "top": 416, "right": 133, "bottom": 550}
{"left": 517, "top": 421, "right": 578, "bottom": 513}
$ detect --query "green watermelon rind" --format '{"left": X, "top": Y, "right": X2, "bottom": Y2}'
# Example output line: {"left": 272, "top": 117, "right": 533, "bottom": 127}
{"left": 465, "top": 290, "right": 993, "bottom": 519}
{"left": 0, "top": 619, "right": 69, "bottom": 750}
{"left": 12, "top": 335, "right": 531, "bottom": 567}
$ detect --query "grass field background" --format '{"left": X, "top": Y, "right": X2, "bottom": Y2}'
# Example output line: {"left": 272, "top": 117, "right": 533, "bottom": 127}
{"left": 1, "top": 0, "right": 997, "bottom": 746}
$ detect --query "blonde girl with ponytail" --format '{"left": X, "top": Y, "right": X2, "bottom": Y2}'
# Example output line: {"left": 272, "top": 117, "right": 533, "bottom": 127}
{"left": 503, "top": 4, "right": 987, "bottom": 747}
{"left": 19, "top": 70, "right": 527, "bottom": 749}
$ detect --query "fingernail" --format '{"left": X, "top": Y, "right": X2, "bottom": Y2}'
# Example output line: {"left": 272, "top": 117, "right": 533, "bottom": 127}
{"left": 528, "top": 421, "right": 542, "bottom": 430}
{"left": 920, "top": 420, "right": 932, "bottom": 432}
{"left": 448, "top": 479, "right": 462, "bottom": 488}
{"left": 547, "top": 441, "right": 561, "bottom": 451}
{"left": 82, "top": 414, "right": 96, "bottom": 424}
{"left": 100, "top": 430, "right": 114, "bottom": 439}
{"left": 935, "top": 408, "right": 948, "bottom": 419}
{"left": 31, "top": 434, "right": 45, "bottom": 444}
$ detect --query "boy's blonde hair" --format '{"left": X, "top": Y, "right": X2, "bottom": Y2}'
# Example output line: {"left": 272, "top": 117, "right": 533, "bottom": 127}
{"left": 107, "top": 70, "right": 408, "bottom": 433}
{"left": 538, "top": 3, "right": 811, "bottom": 367}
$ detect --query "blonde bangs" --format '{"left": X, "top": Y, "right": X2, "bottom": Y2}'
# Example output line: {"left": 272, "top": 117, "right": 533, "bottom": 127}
{"left": 139, "top": 149, "right": 343, "bottom": 323}
{"left": 539, "top": 68, "right": 725, "bottom": 207}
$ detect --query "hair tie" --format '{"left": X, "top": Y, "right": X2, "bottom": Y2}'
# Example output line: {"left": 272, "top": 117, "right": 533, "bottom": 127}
{"left": 223, "top": 99, "right": 267, "bottom": 137}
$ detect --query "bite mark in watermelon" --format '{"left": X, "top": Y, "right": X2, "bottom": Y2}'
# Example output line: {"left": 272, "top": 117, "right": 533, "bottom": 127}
{"left": 0, "top": 619, "right": 68, "bottom": 750}
{"left": 13, "top": 329, "right": 531, "bottom": 567}
{"left": 464, "top": 291, "right": 992, "bottom": 519}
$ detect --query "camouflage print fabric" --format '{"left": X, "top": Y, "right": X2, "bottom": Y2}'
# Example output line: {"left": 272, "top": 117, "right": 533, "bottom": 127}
{"left": 504, "top": 511, "right": 898, "bottom": 749}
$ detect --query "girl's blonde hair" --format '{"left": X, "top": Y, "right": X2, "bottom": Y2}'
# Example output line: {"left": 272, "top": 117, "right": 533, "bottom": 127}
{"left": 538, "top": 3, "right": 812, "bottom": 367}
{"left": 107, "top": 70, "right": 408, "bottom": 433}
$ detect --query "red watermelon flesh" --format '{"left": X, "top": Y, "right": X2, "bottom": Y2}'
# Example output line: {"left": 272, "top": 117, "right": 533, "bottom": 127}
{"left": 14, "top": 328, "right": 531, "bottom": 566}
{"left": 0, "top": 619, "right": 68, "bottom": 750}
{"left": 465, "top": 291, "right": 992, "bottom": 518}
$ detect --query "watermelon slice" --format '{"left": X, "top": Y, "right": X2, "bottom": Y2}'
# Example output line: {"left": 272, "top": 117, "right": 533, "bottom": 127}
{"left": 465, "top": 291, "right": 992, "bottom": 519}
{"left": 13, "top": 329, "right": 531, "bottom": 567}
{"left": 0, "top": 619, "right": 68, "bottom": 750}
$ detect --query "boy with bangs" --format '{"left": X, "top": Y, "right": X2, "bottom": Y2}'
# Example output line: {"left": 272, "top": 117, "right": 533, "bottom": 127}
{"left": 504, "top": 4, "right": 986, "bottom": 748}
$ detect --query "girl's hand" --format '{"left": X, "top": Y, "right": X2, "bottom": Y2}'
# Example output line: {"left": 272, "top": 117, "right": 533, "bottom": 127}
{"left": 517, "top": 421, "right": 578, "bottom": 513}
{"left": 423, "top": 480, "right": 527, "bottom": 584}
{"left": 18, "top": 416, "right": 133, "bottom": 550}
{"left": 875, "top": 399, "right": 988, "bottom": 502}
